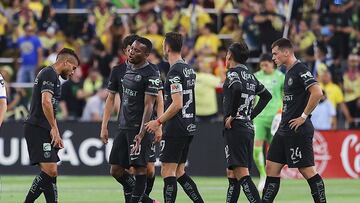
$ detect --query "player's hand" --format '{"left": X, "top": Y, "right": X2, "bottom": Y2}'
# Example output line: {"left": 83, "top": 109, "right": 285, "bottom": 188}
{"left": 50, "top": 127, "right": 64, "bottom": 149}
{"left": 100, "top": 126, "right": 109, "bottom": 144}
{"left": 131, "top": 134, "right": 143, "bottom": 154}
{"left": 225, "top": 116, "right": 234, "bottom": 129}
{"left": 145, "top": 120, "right": 160, "bottom": 134}
{"left": 289, "top": 116, "right": 305, "bottom": 132}
{"left": 154, "top": 127, "right": 162, "bottom": 143}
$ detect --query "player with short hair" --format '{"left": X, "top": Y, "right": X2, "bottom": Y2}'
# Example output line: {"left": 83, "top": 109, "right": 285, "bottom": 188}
{"left": 23, "top": 48, "right": 80, "bottom": 203}
{"left": 100, "top": 34, "right": 162, "bottom": 202}
{"left": 253, "top": 53, "right": 285, "bottom": 191}
{"left": 145, "top": 32, "right": 204, "bottom": 203}
{"left": 262, "top": 38, "right": 326, "bottom": 203}
{"left": 223, "top": 42, "right": 272, "bottom": 203}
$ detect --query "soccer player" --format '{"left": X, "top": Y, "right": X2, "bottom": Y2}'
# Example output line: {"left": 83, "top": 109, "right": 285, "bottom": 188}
{"left": 145, "top": 32, "right": 204, "bottom": 203}
{"left": 100, "top": 34, "right": 162, "bottom": 202}
{"left": 0, "top": 72, "right": 6, "bottom": 128}
{"left": 262, "top": 38, "right": 326, "bottom": 203}
{"left": 23, "top": 48, "right": 79, "bottom": 203}
{"left": 253, "top": 53, "right": 285, "bottom": 191}
{"left": 222, "top": 42, "right": 272, "bottom": 203}
{"left": 107, "top": 36, "right": 161, "bottom": 203}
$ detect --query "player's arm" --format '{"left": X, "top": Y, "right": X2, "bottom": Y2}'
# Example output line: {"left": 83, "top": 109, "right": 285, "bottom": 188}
{"left": 42, "top": 91, "right": 63, "bottom": 148}
{"left": 0, "top": 78, "right": 7, "bottom": 127}
{"left": 100, "top": 92, "right": 116, "bottom": 144}
{"left": 154, "top": 89, "right": 164, "bottom": 142}
{"left": 251, "top": 88, "right": 272, "bottom": 120}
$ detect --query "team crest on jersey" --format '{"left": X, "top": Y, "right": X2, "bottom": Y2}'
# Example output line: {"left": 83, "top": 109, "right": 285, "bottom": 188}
{"left": 44, "top": 152, "right": 51, "bottom": 158}
{"left": 134, "top": 75, "right": 142, "bottom": 82}
{"left": 288, "top": 77, "right": 293, "bottom": 86}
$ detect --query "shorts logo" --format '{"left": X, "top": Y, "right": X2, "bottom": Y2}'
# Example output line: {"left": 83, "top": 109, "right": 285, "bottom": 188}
{"left": 44, "top": 152, "right": 51, "bottom": 158}
{"left": 134, "top": 75, "right": 142, "bottom": 82}
{"left": 288, "top": 77, "right": 293, "bottom": 86}
{"left": 187, "top": 124, "right": 196, "bottom": 132}
{"left": 225, "top": 145, "right": 230, "bottom": 159}
{"left": 43, "top": 143, "right": 51, "bottom": 152}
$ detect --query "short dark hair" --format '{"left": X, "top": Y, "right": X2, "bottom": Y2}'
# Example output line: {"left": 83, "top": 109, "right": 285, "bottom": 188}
{"left": 228, "top": 42, "right": 249, "bottom": 64}
{"left": 122, "top": 34, "right": 139, "bottom": 50}
{"left": 57, "top": 48, "right": 80, "bottom": 65}
{"left": 259, "top": 53, "right": 273, "bottom": 62}
{"left": 164, "top": 32, "right": 183, "bottom": 52}
{"left": 271, "top": 38, "right": 293, "bottom": 50}
{"left": 136, "top": 37, "right": 153, "bottom": 53}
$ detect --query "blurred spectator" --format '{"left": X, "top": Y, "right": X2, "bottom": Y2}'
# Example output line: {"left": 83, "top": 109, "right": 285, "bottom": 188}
{"left": 195, "top": 58, "right": 221, "bottom": 122}
{"left": 132, "top": 0, "right": 158, "bottom": 35}
{"left": 147, "top": 49, "right": 169, "bottom": 82}
{"left": 343, "top": 53, "right": 360, "bottom": 128}
{"left": 161, "top": 0, "right": 180, "bottom": 34}
{"left": 319, "top": 70, "right": 353, "bottom": 127}
{"left": 214, "top": 0, "right": 234, "bottom": 12}
{"left": 37, "top": 4, "right": 58, "bottom": 32}
{"left": 0, "top": 65, "right": 28, "bottom": 120}
{"left": 313, "top": 42, "right": 329, "bottom": 78}
{"left": 92, "top": 0, "right": 115, "bottom": 38}
{"left": 59, "top": 68, "right": 86, "bottom": 120}
{"left": 180, "top": 3, "right": 212, "bottom": 34}
{"left": 254, "top": 0, "right": 285, "bottom": 52}
{"left": 12, "top": 0, "right": 38, "bottom": 38}
{"left": 178, "top": 25, "right": 195, "bottom": 64}
{"left": 219, "top": 15, "right": 238, "bottom": 35}
{"left": 28, "top": 0, "right": 43, "bottom": 19}
{"left": 311, "top": 90, "right": 337, "bottom": 130}
{"left": 143, "top": 22, "right": 164, "bottom": 55}
{"left": 81, "top": 88, "right": 107, "bottom": 121}
{"left": 39, "top": 26, "right": 57, "bottom": 53}
{"left": 291, "top": 20, "right": 316, "bottom": 58}
{"left": 83, "top": 68, "right": 104, "bottom": 97}
{"left": 194, "top": 23, "right": 221, "bottom": 56}
{"left": 50, "top": 0, "right": 68, "bottom": 9}
{"left": 0, "top": 9, "right": 8, "bottom": 55}
{"left": 93, "top": 40, "right": 113, "bottom": 79}
{"left": 16, "top": 23, "right": 42, "bottom": 83}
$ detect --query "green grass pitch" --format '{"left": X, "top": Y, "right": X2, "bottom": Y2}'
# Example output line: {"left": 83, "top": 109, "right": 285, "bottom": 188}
{"left": 1, "top": 176, "right": 359, "bottom": 202}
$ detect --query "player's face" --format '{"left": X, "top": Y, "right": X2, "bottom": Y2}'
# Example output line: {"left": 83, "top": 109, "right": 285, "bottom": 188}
{"left": 225, "top": 51, "right": 231, "bottom": 69}
{"left": 260, "top": 61, "right": 275, "bottom": 73}
{"left": 272, "top": 46, "right": 287, "bottom": 66}
{"left": 163, "top": 40, "right": 169, "bottom": 60}
{"left": 125, "top": 45, "right": 132, "bottom": 58}
{"left": 61, "top": 60, "right": 78, "bottom": 80}
{"left": 128, "top": 41, "right": 147, "bottom": 64}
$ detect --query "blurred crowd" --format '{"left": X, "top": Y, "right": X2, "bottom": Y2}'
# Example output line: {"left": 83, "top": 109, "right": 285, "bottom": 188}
{"left": 0, "top": 0, "right": 359, "bottom": 129}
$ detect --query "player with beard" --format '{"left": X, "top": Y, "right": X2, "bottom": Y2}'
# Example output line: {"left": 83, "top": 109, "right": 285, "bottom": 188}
{"left": 145, "top": 32, "right": 204, "bottom": 203}
{"left": 23, "top": 48, "right": 79, "bottom": 203}
{"left": 262, "top": 38, "right": 326, "bottom": 203}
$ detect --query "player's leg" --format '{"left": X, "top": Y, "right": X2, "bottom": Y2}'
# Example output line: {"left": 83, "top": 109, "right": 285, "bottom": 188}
{"left": 226, "top": 169, "right": 240, "bottom": 203}
{"left": 262, "top": 134, "right": 286, "bottom": 203}
{"left": 298, "top": 166, "right": 326, "bottom": 203}
{"left": 161, "top": 162, "right": 178, "bottom": 203}
{"left": 253, "top": 121, "right": 267, "bottom": 191}
{"left": 145, "top": 162, "right": 156, "bottom": 195}
{"left": 176, "top": 163, "right": 204, "bottom": 203}
{"left": 130, "top": 166, "right": 148, "bottom": 203}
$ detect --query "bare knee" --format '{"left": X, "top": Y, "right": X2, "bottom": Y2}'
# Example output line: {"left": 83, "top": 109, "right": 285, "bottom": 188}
{"left": 40, "top": 163, "right": 58, "bottom": 177}
{"left": 298, "top": 167, "right": 317, "bottom": 179}
{"left": 265, "top": 161, "right": 283, "bottom": 177}
{"left": 233, "top": 167, "right": 249, "bottom": 180}
{"left": 161, "top": 163, "right": 177, "bottom": 178}
{"left": 110, "top": 165, "right": 125, "bottom": 178}
{"left": 176, "top": 165, "right": 185, "bottom": 178}
{"left": 226, "top": 169, "right": 236, "bottom": 178}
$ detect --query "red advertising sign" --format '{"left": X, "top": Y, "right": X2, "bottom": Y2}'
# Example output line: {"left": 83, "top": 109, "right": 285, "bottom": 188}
{"left": 281, "top": 130, "right": 360, "bottom": 179}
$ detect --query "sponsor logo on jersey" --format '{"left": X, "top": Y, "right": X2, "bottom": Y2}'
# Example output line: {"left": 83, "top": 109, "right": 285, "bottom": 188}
{"left": 43, "top": 81, "right": 54, "bottom": 87}
{"left": 149, "top": 78, "right": 161, "bottom": 86}
{"left": 43, "top": 143, "right": 51, "bottom": 152}
{"left": 183, "top": 68, "right": 195, "bottom": 77}
{"left": 240, "top": 71, "right": 255, "bottom": 81}
{"left": 169, "top": 76, "right": 181, "bottom": 84}
{"left": 300, "top": 71, "right": 313, "bottom": 79}
{"left": 124, "top": 87, "right": 138, "bottom": 97}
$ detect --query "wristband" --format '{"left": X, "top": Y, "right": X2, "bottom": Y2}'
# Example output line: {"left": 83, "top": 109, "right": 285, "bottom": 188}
{"left": 156, "top": 118, "right": 162, "bottom": 125}
{"left": 301, "top": 112, "right": 308, "bottom": 120}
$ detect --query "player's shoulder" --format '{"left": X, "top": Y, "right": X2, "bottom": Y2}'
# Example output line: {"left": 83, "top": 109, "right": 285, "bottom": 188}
{"left": 293, "top": 62, "right": 311, "bottom": 72}
{"left": 38, "top": 66, "right": 57, "bottom": 78}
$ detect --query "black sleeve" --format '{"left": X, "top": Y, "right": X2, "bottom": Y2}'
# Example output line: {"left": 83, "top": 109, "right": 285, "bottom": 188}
{"left": 230, "top": 82, "right": 242, "bottom": 117}
{"left": 40, "top": 69, "right": 58, "bottom": 95}
{"left": 297, "top": 65, "right": 317, "bottom": 90}
{"left": 145, "top": 74, "right": 161, "bottom": 96}
{"left": 107, "top": 67, "right": 119, "bottom": 93}
{"left": 251, "top": 88, "right": 272, "bottom": 120}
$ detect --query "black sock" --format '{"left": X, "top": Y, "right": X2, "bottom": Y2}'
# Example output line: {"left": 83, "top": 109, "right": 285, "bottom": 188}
{"left": 226, "top": 178, "right": 240, "bottom": 203}
{"left": 239, "top": 176, "right": 261, "bottom": 203}
{"left": 307, "top": 174, "right": 327, "bottom": 203}
{"left": 177, "top": 173, "right": 204, "bottom": 203}
{"left": 145, "top": 176, "right": 155, "bottom": 195}
{"left": 116, "top": 172, "right": 136, "bottom": 203}
{"left": 130, "top": 175, "right": 147, "bottom": 203}
{"left": 43, "top": 176, "right": 58, "bottom": 203}
{"left": 164, "top": 176, "right": 177, "bottom": 203}
{"left": 24, "top": 171, "right": 52, "bottom": 203}
{"left": 262, "top": 176, "right": 280, "bottom": 203}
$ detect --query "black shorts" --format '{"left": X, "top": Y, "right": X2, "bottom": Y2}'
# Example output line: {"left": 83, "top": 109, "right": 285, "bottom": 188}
{"left": 160, "top": 136, "right": 193, "bottom": 164}
{"left": 267, "top": 124, "right": 315, "bottom": 168}
{"left": 148, "top": 139, "right": 157, "bottom": 163}
{"left": 24, "top": 123, "right": 60, "bottom": 165}
{"left": 223, "top": 125, "right": 254, "bottom": 170}
{"left": 109, "top": 129, "right": 152, "bottom": 168}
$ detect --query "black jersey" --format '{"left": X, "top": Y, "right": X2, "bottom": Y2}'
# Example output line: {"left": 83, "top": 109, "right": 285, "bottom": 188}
{"left": 118, "top": 61, "right": 161, "bottom": 130}
{"left": 278, "top": 61, "right": 317, "bottom": 133}
{"left": 25, "top": 67, "right": 61, "bottom": 130}
{"left": 223, "top": 64, "right": 265, "bottom": 130}
{"left": 163, "top": 60, "right": 196, "bottom": 137}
